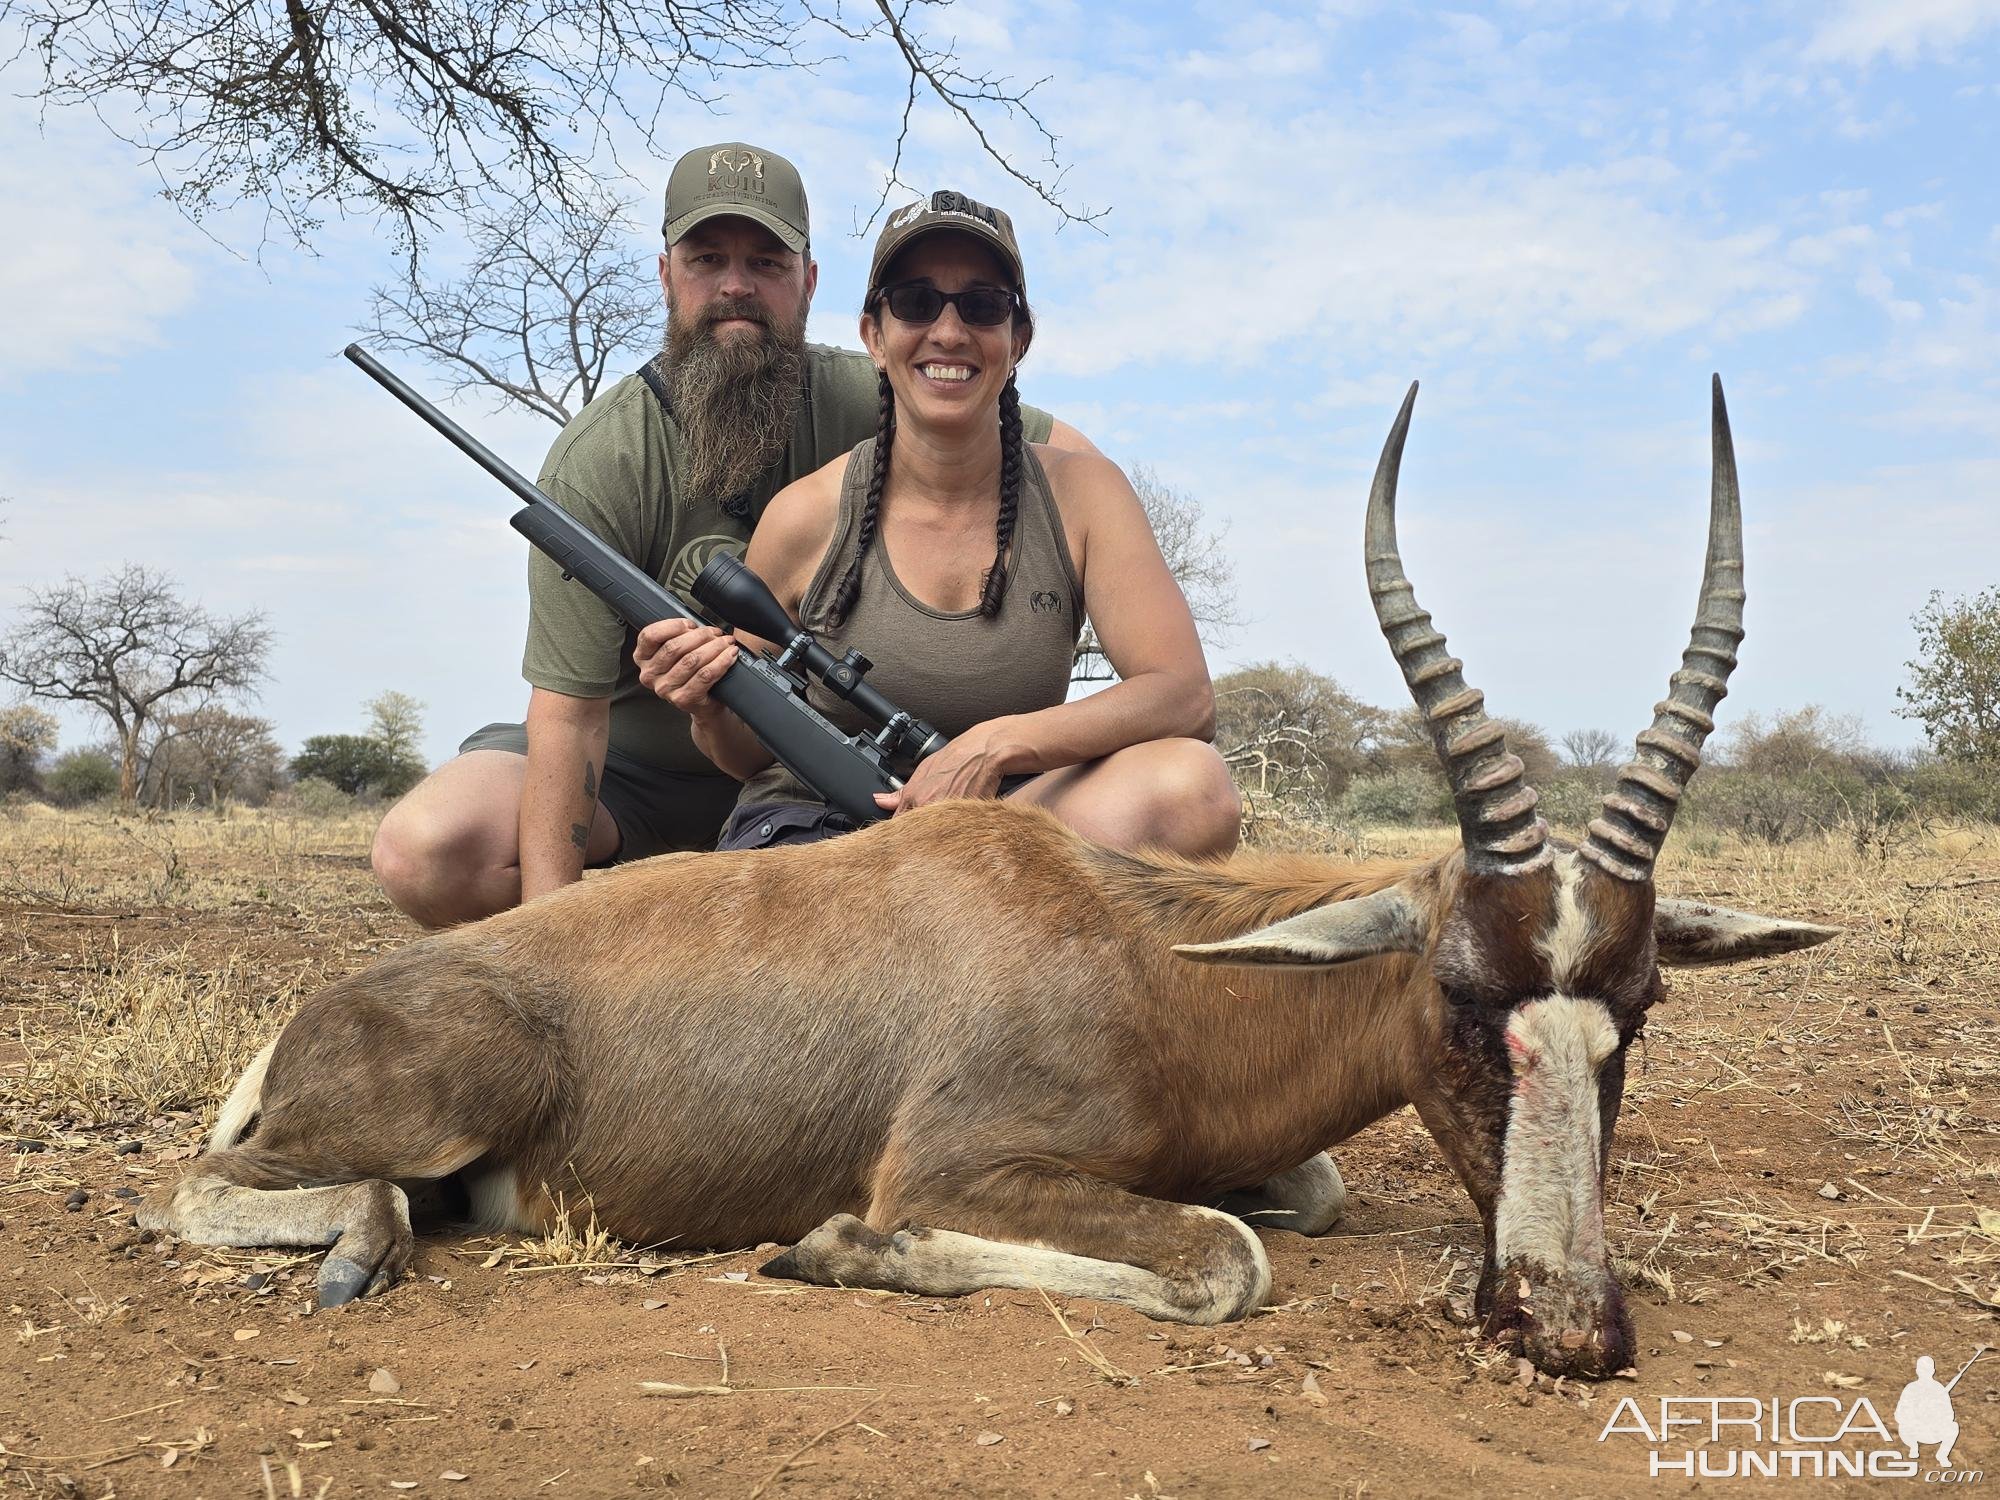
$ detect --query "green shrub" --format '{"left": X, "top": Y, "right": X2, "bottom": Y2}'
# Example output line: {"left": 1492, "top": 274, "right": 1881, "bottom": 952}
{"left": 1335, "top": 767, "right": 1450, "bottom": 826}
{"left": 290, "top": 733, "right": 423, "bottom": 798}
{"left": 279, "top": 777, "right": 356, "bottom": 817}
{"left": 1904, "top": 758, "right": 2000, "bottom": 823}
{"left": 1535, "top": 773, "right": 1609, "bottom": 835}
{"left": 45, "top": 748, "right": 119, "bottom": 807}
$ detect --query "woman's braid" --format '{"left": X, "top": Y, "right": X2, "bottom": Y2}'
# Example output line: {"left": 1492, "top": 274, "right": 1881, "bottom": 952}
{"left": 979, "top": 373, "right": 1024, "bottom": 618}
{"left": 827, "top": 369, "right": 896, "bottom": 628}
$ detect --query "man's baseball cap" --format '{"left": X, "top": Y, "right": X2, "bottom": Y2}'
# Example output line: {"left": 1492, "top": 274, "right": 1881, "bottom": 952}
{"left": 868, "top": 189, "right": 1025, "bottom": 298}
{"left": 662, "top": 142, "right": 809, "bottom": 252}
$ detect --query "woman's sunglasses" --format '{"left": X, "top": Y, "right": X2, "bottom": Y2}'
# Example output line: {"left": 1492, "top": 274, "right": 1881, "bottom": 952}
{"left": 878, "top": 282, "right": 1020, "bottom": 327}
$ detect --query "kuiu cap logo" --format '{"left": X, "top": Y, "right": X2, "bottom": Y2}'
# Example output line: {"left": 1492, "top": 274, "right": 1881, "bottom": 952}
{"left": 707, "top": 148, "right": 765, "bottom": 194}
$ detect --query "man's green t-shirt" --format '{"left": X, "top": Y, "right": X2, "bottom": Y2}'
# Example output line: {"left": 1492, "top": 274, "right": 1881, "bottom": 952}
{"left": 522, "top": 344, "right": 1054, "bottom": 778}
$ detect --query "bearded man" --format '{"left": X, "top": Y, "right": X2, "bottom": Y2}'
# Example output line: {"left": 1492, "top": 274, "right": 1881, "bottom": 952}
{"left": 371, "top": 143, "right": 1094, "bottom": 927}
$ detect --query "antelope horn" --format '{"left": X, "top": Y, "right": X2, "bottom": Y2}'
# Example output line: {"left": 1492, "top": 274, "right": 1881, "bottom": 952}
{"left": 1366, "top": 383, "right": 1548, "bottom": 876}
{"left": 1581, "top": 375, "right": 1746, "bottom": 883}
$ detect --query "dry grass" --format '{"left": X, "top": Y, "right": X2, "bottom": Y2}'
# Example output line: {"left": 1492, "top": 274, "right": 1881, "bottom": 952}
{"left": 5, "top": 940, "right": 305, "bottom": 1129}
{"left": 0, "top": 806, "right": 387, "bottom": 1140}
{"left": 0, "top": 802, "right": 383, "bottom": 914}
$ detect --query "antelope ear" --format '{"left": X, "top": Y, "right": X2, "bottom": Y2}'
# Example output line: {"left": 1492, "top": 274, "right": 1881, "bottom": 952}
{"left": 1653, "top": 897, "right": 1840, "bottom": 968}
{"left": 1175, "top": 886, "right": 1425, "bottom": 968}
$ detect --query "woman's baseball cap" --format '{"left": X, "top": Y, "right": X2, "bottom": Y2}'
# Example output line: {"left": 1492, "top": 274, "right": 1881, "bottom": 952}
{"left": 868, "top": 190, "right": 1024, "bottom": 296}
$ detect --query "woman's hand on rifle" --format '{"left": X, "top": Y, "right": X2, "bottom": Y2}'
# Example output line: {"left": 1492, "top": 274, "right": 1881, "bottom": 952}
{"left": 633, "top": 619, "right": 739, "bottom": 722}
{"left": 873, "top": 718, "right": 1029, "bottom": 814}
{"left": 632, "top": 620, "right": 773, "bottom": 780}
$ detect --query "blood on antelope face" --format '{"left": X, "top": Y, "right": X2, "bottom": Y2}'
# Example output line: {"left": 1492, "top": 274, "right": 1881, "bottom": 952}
{"left": 1178, "top": 378, "right": 1837, "bottom": 1378}
{"left": 1418, "top": 852, "right": 1661, "bottom": 1377}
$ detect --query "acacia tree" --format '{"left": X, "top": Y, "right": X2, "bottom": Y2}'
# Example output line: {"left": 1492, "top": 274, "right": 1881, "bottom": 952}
{"left": 365, "top": 690, "right": 426, "bottom": 768}
{"left": 146, "top": 706, "right": 284, "bottom": 808}
{"left": 3, "top": 0, "right": 1095, "bottom": 255}
{"left": 1212, "top": 663, "right": 1388, "bottom": 807}
{"left": 1899, "top": 587, "right": 2000, "bottom": 763}
{"left": 0, "top": 566, "right": 271, "bottom": 803}
{"left": 1073, "top": 468, "right": 1242, "bottom": 684}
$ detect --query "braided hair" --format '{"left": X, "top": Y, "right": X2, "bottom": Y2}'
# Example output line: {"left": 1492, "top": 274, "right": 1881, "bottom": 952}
{"left": 826, "top": 367, "right": 896, "bottom": 628}
{"left": 826, "top": 279, "right": 1032, "bottom": 628}
{"left": 980, "top": 373, "right": 1024, "bottom": 618}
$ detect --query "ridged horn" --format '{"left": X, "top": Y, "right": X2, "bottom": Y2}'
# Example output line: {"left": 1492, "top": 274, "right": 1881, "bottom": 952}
{"left": 1581, "top": 375, "right": 1746, "bottom": 883}
{"left": 1366, "top": 382, "right": 1549, "bottom": 876}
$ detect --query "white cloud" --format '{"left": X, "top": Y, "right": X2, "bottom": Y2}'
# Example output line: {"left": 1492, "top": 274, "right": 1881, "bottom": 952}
{"left": 0, "top": 104, "right": 202, "bottom": 379}
{"left": 1030, "top": 144, "right": 1802, "bottom": 377}
{"left": 1805, "top": 0, "right": 2000, "bottom": 67}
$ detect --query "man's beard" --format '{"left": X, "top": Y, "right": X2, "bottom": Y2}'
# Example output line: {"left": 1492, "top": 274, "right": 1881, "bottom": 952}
{"left": 663, "top": 293, "right": 808, "bottom": 518}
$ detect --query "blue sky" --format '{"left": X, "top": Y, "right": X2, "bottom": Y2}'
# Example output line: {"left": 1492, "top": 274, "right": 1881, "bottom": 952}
{"left": 2, "top": 0, "right": 1997, "bottom": 767}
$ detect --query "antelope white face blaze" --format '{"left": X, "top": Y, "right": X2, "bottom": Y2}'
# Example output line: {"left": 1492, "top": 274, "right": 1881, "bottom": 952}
{"left": 1493, "top": 994, "right": 1620, "bottom": 1285}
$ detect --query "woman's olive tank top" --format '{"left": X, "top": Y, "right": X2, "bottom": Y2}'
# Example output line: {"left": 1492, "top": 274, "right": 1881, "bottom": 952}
{"left": 735, "top": 437, "right": 1083, "bottom": 811}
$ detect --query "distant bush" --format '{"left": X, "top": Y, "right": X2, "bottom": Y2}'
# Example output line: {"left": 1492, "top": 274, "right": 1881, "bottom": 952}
{"left": 1903, "top": 757, "right": 2000, "bottom": 823}
{"left": 1335, "top": 767, "right": 1450, "bottom": 826}
{"left": 1684, "top": 768, "right": 1871, "bottom": 845}
{"left": 290, "top": 734, "right": 422, "bottom": 799}
{"left": 1899, "top": 586, "right": 2000, "bottom": 764}
{"left": 1536, "top": 773, "right": 1610, "bottom": 834}
{"left": 276, "top": 777, "right": 357, "bottom": 817}
{"left": 45, "top": 748, "right": 119, "bottom": 807}
{"left": 0, "top": 704, "right": 58, "bottom": 797}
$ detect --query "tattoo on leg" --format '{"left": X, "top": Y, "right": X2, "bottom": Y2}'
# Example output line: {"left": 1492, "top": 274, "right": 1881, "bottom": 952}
{"left": 583, "top": 762, "right": 598, "bottom": 800}
{"left": 570, "top": 823, "right": 589, "bottom": 851}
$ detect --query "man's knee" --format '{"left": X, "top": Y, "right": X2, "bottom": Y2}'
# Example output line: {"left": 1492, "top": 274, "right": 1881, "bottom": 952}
{"left": 371, "top": 781, "right": 517, "bottom": 925}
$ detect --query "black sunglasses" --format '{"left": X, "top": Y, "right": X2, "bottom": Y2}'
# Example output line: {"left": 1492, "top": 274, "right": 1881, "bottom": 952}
{"left": 877, "top": 282, "right": 1019, "bottom": 327}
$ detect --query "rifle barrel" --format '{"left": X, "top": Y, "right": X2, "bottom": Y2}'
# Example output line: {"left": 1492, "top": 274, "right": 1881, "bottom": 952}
{"left": 344, "top": 343, "right": 546, "bottom": 512}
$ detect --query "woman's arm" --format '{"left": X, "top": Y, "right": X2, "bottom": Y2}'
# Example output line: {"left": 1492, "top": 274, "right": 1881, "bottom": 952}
{"left": 881, "top": 450, "right": 1214, "bottom": 811}
{"left": 630, "top": 459, "right": 845, "bottom": 780}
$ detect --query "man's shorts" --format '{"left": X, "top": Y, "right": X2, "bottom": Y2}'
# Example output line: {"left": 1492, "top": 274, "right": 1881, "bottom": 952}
{"left": 457, "top": 722, "right": 742, "bottom": 864}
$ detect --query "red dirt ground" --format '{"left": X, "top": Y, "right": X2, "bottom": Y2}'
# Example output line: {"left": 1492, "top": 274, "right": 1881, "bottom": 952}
{"left": 3, "top": 828, "right": 1997, "bottom": 1499}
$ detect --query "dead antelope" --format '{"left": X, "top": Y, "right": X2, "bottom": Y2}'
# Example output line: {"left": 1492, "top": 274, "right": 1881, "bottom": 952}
{"left": 142, "top": 378, "right": 1835, "bottom": 1378}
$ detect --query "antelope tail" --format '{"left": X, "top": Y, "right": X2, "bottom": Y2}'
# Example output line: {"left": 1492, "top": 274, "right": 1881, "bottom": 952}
{"left": 209, "top": 1039, "right": 277, "bottom": 1152}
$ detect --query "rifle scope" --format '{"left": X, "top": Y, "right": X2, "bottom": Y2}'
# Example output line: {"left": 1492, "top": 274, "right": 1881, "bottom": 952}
{"left": 693, "top": 553, "right": 947, "bottom": 767}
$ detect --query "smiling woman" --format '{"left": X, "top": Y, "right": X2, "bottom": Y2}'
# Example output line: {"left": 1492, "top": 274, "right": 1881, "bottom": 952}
{"left": 631, "top": 189, "right": 1242, "bottom": 859}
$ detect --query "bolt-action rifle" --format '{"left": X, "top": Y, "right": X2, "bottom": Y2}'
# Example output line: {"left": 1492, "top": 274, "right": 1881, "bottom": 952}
{"left": 344, "top": 344, "right": 944, "bottom": 824}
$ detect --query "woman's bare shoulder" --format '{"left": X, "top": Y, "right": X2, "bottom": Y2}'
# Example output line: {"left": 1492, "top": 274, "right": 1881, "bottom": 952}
{"left": 1030, "top": 444, "right": 1141, "bottom": 515}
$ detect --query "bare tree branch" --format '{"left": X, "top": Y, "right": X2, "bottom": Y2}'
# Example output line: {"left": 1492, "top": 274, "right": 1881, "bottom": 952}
{"left": 1073, "top": 466, "right": 1241, "bottom": 684}
{"left": 837, "top": 0, "right": 1102, "bottom": 233}
{"left": 360, "top": 192, "right": 657, "bottom": 423}
{"left": 3, "top": 0, "right": 1097, "bottom": 256}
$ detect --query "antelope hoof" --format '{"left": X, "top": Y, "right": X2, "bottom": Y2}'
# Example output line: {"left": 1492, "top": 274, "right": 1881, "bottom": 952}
{"left": 318, "top": 1256, "right": 376, "bottom": 1308}
{"left": 317, "top": 1184, "right": 415, "bottom": 1307}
